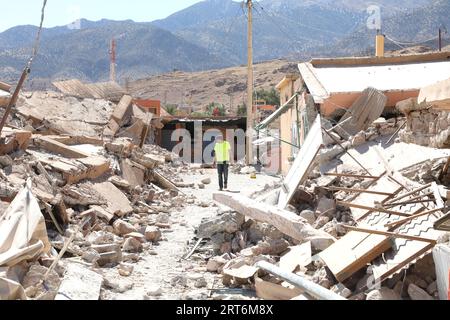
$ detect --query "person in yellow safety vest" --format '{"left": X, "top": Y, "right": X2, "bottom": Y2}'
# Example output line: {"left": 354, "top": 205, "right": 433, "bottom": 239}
{"left": 213, "top": 134, "right": 232, "bottom": 191}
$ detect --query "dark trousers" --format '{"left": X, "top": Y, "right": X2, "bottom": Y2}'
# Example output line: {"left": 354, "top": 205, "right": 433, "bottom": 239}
{"left": 217, "top": 162, "right": 229, "bottom": 190}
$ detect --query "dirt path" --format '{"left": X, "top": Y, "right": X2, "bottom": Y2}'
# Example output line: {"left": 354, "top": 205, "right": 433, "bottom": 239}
{"left": 101, "top": 168, "right": 280, "bottom": 300}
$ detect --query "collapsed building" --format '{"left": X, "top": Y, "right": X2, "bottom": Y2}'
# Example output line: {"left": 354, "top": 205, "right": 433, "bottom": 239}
{"left": 195, "top": 52, "right": 450, "bottom": 301}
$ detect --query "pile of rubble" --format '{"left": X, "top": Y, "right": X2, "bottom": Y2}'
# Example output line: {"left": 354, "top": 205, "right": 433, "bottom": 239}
{"left": 196, "top": 112, "right": 450, "bottom": 300}
{"left": 0, "top": 90, "right": 197, "bottom": 300}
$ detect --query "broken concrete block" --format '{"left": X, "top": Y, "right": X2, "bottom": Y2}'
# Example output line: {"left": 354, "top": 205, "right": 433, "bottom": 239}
{"left": 315, "top": 196, "right": 336, "bottom": 218}
{"left": 121, "top": 159, "right": 145, "bottom": 189}
{"left": 113, "top": 219, "right": 138, "bottom": 236}
{"left": 122, "top": 237, "right": 143, "bottom": 253}
{"left": 22, "top": 265, "right": 61, "bottom": 300}
{"left": 55, "top": 263, "right": 103, "bottom": 300}
{"left": 92, "top": 182, "right": 133, "bottom": 217}
{"left": 331, "top": 283, "right": 352, "bottom": 298}
{"left": 82, "top": 249, "right": 101, "bottom": 264}
{"left": 111, "top": 95, "right": 133, "bottom": 123}
{"left": 0, "top": 155, "right": 13, "bottom": 167}
{"left": 251, "top": 239, "right": 290, "bottom": 256}
{"left": 145, "top": 226, "right": 162, "bottom": 242}
{"left": 299, "top": 210, "right": 316, "bottom": 225}
{"left": 207, "top": 256, "right": 228, "bottom": 273}
{"left": 197, "top": 212, "right": 245, "bottom": 238}
{"left": 408, "top": 283, "right": 434, "bottom": 300}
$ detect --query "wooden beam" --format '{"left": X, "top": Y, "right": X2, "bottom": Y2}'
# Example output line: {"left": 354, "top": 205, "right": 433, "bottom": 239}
{"left": 384, "top": 207, "right": 444, "bottom": 229}
{"left": 343, "top": 225, "right": 437, "bottom": 244}
{"left": 384, "top": 183, "right": 433, "bottom": 205}
{"left": 337, "top": 201, "right": 410, "bottom": 217}
{"left": 384, "top": 192, "right": 434, "bottom": 208}
{"left": 385, "top": 199, "right": 435, "bottom": 207}
{"left": 214, "top": 192, "right": 336, "bottom": 250}
{"left": 328, "top": 186, "right": 393, "bottom": 196}
{"left": 324, "top": 173, "right": 380, "bottom": 179}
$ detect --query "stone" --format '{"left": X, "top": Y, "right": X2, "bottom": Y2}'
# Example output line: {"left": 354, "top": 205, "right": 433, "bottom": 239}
{"left": 201, "top": 177, "right": 211, "bottom": 185}
{"left": 207, "top": 256, "right": 227, "bottom": 273}
{"left": 408, "top": 284, "right": 434, "bottom": 300}
{"left": 82, "top": 249, "right": 101, "bottom": 264}
{"left": 118, "top": 263, "right": 134, "bottom": 277}
{"left": 351, "top": 131, "right": 366, "bottom": 147}
{"left": 315, "top": 197, "right": 336, "bottom": 218}
{"left": 0, "top": 155, "right": 13, "bottom": 167}
{"left": 22, "top": 265, "right": 61, "bottom": 300}
{"left": 299, "top": 210, "right": 316, "bottom": 225}
{"left": 122, "top": 237, "right": 143, "bottom": 253}
{"left": 198, "top": 183, "right": 205, "bottom": 189}
{"left": 426, "top": 281, "right": 438, "bottom": 295}
{"left": 406, "top": 274, "right": 428, "bottom": 290}
{"left": 251, "top": 239, "right": 290, "bottom": 256}
{"left": 145, "top": 226, "right": 162, "bottom": 242}
{"left": 146, "top": 286, "right": 163, "bottom": 297}
{"left": 113, "top": 219, "right": 138, "bottom": 236}
{"left": 197, "top": 212, "right": 245, "bottom": 238}
{"left": 194, "top": 278, "right": 208, "bottom": 288}
{"left": 366, "top": 287, "right": 401, "bottom": 300}
{"left": 103, "top": 278, "right": 133, "bottom": 293}
{"left": 331, "top": 283, "right": 352, "bottom": 298}
{"left": 171, "top": 275, "right": 188, "bottom": 287}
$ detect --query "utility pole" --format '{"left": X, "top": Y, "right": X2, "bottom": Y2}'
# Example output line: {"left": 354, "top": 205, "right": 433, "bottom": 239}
{"left": 110, "top": 38, "right": 116, "bottom": 82}
{"left": 439, "top": 26, "right": 447, "bottom": 52}
{"left": 246, "top": 0, "right": 254, "bottom": 166}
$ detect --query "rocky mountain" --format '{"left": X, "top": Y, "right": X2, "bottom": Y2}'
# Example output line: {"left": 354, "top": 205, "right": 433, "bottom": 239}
{"left": 0, "top": 0, "right": 444, "bottom": 84}
{"left": 0, "top": 20, "right": 228, "bottom": 84}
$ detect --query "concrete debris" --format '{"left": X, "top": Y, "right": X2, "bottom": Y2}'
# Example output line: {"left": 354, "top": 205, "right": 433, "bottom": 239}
{"left": 1, "top": 56, "right": 450, "bottom": 301}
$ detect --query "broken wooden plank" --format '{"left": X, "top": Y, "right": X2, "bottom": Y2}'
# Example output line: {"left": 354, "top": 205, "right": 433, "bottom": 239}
{"left": 33, "top": 136, "right": 90, "bottom": 159}
{"left": 319, "top": 229, "right": 393, "bottom": 283}
{"left": 337, "top": 201, "right": 411, "bottom": 217}
{"left": 324, "top": 172, "right": 380, "bottom": 179}
{"left": 343, "top": 225, "right": 437, "bottom": 244}
{"left": 328, "top": 186, "right": 393, "bottom": 196}
{"left": 384, "top": 183, "right": 433, "bottom": 205}
{"left": 55, "top": 263, "right": 103, "bottom": 300}
{"left": 384, "top": 207, "right": 444, "bottom": 229}
{"left": 213, "top": 192, "right": 335, "bottom": 251}
{"left": 278, "top": 115, "right": 323, "bottom": 209}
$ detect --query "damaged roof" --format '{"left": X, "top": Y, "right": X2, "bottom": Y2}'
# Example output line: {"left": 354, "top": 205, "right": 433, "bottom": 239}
{"left": 299, "top": 52, "right": 450, "bottom": 103}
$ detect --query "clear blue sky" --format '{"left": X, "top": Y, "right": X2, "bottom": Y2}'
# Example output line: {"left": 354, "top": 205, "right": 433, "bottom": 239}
{"left": 0, "top": 0, "right": 204, "bottom": 32}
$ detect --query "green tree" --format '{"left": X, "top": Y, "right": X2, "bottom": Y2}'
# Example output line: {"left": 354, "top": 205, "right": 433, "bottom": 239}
{"left": 164, "top": 104, "right": 178, "bottom": 115}
{"left": 254, "top": 88, "right": 280, "bottom": 106}
{"left": 206, "top": 102, "right": 226, "bottom": 116}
